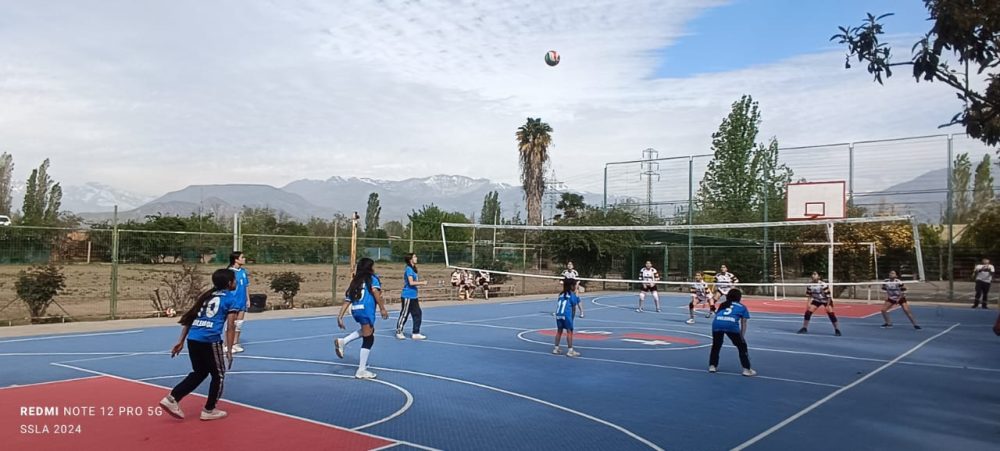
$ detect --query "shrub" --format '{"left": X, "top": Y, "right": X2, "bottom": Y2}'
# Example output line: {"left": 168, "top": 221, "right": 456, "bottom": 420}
{"left": 16, "top": 264, "right": 66, "bottom": 322}
{"left": 269, "top": 271, "right": 304, "bottom": 309}
{"left": 148, "top": 264, "right": 206, "bottom": 314}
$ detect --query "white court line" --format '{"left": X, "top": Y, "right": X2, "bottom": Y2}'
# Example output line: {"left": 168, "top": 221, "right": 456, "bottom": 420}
{"left": 238, "top": 355, "right": 664, "bottom": 450}
{"left": 421, "top": 320, "right": 531, "bottom": 332}
{"left": 0, "top": 330, "right": 143, "bottom": 344}
{"left": 0, "top": 352, "right": 143, "bottom": 356}
{"left": 291, "top": 316, "right": 336, "bottom": 322}
{"left": 416, "top": 337, "right": 841, "bottom": 389}
{"left": 138, "top": 370, "right": 413, "bottom": 431}
{"left": 49, "top": 362, "right": 437, "bottom": 451}
{"left": 1, "top": 375, "right": 103, "bottom": 390}
{"left": 731, "top": 323, "right": 961, "bottom": 451}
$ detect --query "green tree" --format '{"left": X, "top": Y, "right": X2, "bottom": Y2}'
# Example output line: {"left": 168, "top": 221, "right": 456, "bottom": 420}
{"left": 546, "top": 207, "right": 644, "bottom": 277}
{"left": 383, "top": 220, "right": 405, "bottom": 238}
{"left": 960, "top": 201, "right": 1000, "bottom": 256}
{"left": 516, "top": 117, "right": 553, "bottom": 226}
{"left": 479, "top": 191, "right": 502, "bottom": 225}
{"left": 0, "top": 152, "right": 13, "bottom": 215}
{"left": 22, "top": 159, "right": 61, "bottom": 226}
{"left": 952, "top": 152, "right": 972, "bottom": 222}
{"left": 403, "top": 205, "right": 471, "bottom": 259}
{"left": 696, "top": 95, "right": 792, "bottom": 225}
{"left": 972, "top": 153, "right": 994, "bottom": 213}
{"left": 269, "top": 271, "right": 305, "bottom": 308}
{"left": 832, "top": 2, "right": 1000, "bottom": 145}
{"left": 556, "top": 193, "right": 586, "bottom": 219}
{"left": 364, "top": 192, "right": 381, "bottom": 237}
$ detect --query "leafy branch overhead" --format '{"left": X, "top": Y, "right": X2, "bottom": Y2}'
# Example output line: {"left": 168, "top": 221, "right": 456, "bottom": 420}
{"left": 831, "top": 1, "right": 1000, "bottom": 145}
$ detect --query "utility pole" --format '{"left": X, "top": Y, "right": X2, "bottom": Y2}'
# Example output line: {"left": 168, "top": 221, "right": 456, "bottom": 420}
{"left": 640, "top": 148, "right": 660, "bottom": 218}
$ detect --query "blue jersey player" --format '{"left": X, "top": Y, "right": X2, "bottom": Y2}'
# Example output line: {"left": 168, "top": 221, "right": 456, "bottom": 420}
{"left": 708, "top": 289, "right": 755, "bottom": 377}
{"left": 228, "top": 251, "right": 250, "bottom": 354}
{"left": 553, "top": 278, "right": 584, "bottom": 358}
{"left": 160, "top": 269, "right": 240, "bottom": 421}
{"left": 335, "top": 258, "right": 389, "bottom": 379}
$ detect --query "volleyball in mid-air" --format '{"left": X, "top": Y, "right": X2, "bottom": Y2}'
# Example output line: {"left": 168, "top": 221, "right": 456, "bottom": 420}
{"left": 545, "top": 50, "right": 560, "bottom": 66}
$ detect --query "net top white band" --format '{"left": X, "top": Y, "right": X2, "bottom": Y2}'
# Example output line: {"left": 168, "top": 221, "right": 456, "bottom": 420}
{"left": 442, "top": 215, "right": 913, "bottom": 232}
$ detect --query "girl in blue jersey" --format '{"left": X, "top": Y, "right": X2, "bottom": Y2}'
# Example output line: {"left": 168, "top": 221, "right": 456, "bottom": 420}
{"left": 553, "top": 278, "right": 584, "bottom": 358}
{"left": 335, "top": 258, "right": 389, "bottom": 379}
{"left": 228, "top": 251, "right": 250, "bottom": 354}
{"left": 160, "top": 269, "right": 240, "bottom": 421}
{"left": 708, "top": 288, "right": 756, "bottom": 376}
{"left": 396, "top": 253, "right": 427, "bottom": 340}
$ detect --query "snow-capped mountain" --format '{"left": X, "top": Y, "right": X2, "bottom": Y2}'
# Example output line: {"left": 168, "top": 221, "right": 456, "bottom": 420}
{"left": 70, "top": 174, "right": 601, "bottom": 223}
{"left": 60, "top": 182, "right": 155, "bottom": 213}
{"left": 6, "top": 182, "right": 153, "bottom": 214}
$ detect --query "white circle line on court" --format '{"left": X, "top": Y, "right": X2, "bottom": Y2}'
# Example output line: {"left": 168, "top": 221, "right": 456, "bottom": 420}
{"left": 236, "top": 355, "right": 664, "bottom": 451}
{"left": 516, "top": 326, "right": 711, "bottom": 351}
{"left": 138, "top": 370, "right": 412, "bottom": 431}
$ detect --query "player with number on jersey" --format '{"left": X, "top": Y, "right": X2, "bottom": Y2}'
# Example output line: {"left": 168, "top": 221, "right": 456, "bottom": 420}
{"left": 687, "top": 271, "right": 713, "bottom": 324}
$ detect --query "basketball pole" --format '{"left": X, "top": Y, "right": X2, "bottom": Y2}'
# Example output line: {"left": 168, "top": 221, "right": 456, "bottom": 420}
{"left": 350, "top": 211, "right": 360, "bottom": 276}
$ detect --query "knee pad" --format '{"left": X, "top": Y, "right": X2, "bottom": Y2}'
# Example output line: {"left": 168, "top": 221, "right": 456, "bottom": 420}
{"left": 362, "top": 334, "right": 374, "bottom": 349}
{"left": 689, "top": 302, "right": 694, "bottom": 309}
{"left": 234, "top": 319, "right": 245, "bottom": 332}
{"left": 828, "top": 312, "right": 838, "bottom": 323}
{"left": 804, "top": 311, "right": 813, "bottom": 321}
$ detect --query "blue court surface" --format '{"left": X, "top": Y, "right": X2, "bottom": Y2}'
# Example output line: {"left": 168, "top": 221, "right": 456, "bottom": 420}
{"left": 2, "top": 293, "right": 998, "bottom": 451}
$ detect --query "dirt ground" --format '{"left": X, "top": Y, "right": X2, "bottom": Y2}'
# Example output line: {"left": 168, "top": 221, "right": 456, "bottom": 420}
{"left": 0, "top": 263, "right": 564, "bottom": 326}
{"left": 0, "top": 262, "right": 986, "bottom": 326}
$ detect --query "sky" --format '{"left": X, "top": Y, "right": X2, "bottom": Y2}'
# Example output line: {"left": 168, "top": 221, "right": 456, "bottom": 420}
{"left": 0, "top": 0, "right": 987, "bottom": 197}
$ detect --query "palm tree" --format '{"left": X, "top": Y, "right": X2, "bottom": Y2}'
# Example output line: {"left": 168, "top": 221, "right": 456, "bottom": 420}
{"left": 516, "top": 117, "right": 553, "bottom": 226}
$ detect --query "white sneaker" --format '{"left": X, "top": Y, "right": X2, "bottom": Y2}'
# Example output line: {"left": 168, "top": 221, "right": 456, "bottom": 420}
{"left": 552, "top": 346, "right": 561, "bottom": 354}
{"left": 411, "top": 334, "right": 427, "bottom": 340}
{"left": 742, "top": 368, "right": 757, "bottom": 377}
{"left": 566, "top": 349, "right": 581, "bottom": 358}
{"left": 355, "top": 369, "right": 377, "bottom": 379}
{"left": 655, "top": 308, "right": 661, "bottom": 313}
{"left": 334, "top": 338, "right": 344, "bottom": 359}
{"left": 708, "top": 365, "right": 717, "bottom": 373}
{"left": 395, "top": 333, "right": 406, "bottom": 340}
{"left": 200, "top": 409, "right": 227, "bottom": 421}
{"left": 231, "top": 344, "right": 244, "bottom": 354}
{"left": 159, "top": 395, "right": 184, "bottom": 419}
{"left": 705, "top": 311, "right": 713, "bottom": 318}
{"left": 685, "top": 318, "right": 695, "bottom": 324}
{"left": 636, "top": 308, "right": 644, "bottom": 313}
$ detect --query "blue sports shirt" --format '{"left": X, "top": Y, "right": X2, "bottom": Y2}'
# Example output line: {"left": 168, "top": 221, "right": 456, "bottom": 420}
{"left": 187, "top": 290, "right": 240, "bottom": 343}
{"left": 712, "top": 302, "right": 750, "bottom": 333}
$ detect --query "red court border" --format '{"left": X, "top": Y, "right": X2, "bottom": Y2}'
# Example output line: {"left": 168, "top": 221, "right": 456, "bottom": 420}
{"left": 1, "top": 376, "right": 394, "bottom": 451}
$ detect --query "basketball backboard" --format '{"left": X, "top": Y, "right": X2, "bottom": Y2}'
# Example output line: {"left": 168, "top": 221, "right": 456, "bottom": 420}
{"left": 786, "top": 181, "right": 846, "bottom": 220}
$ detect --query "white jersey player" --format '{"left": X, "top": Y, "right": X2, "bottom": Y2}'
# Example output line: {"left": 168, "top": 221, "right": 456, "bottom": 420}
{"left": 637, "top": 261, "right": 661, "bottom": 313}
{"left": 687, "top": 271, "right": 713, "bottom": 324}
{"left": 713, "top": 265, "right": 739, "bottom": 303}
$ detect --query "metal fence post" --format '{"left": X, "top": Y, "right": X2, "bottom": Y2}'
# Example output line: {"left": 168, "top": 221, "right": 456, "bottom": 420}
{"left": 946, "top": 135, "right": 954, "bottom": 301}
{"left": 110, "top": 206, "right": 119, "bottom": 320}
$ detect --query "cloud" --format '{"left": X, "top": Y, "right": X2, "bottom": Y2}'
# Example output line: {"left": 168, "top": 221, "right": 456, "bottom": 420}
{"left": 0, "top": 0, "right": 990, "bottom": 203}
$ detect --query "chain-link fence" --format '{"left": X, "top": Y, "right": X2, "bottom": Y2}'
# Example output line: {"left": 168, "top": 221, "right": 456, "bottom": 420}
{"left": 603, "top": 134, "right": 997, "bottom": 302}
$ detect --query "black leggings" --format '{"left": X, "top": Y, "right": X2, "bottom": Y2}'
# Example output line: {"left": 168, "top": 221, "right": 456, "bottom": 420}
{"left": 170, "top": 339, "right": 226, "bottom": 411}
{"left": 396, "top": 297, "right": 422, "bottom": 334}
{"left": 709, "top": 331, "right": 751, "bottom": 369}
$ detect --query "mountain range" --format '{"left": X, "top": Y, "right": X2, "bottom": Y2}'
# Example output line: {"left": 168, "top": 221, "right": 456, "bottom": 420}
{"left": 6, "top": 169, "right": 981, "bottom": 225}
{"left": 67, "top": 175, "right": 593, "bottom": 223}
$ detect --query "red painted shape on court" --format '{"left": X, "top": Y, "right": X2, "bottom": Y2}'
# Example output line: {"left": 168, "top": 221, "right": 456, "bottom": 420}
{"left": 740, "top": 297, "right": 882, "bottom": 318}
{"left": 620, "top": 333, "right": 700, "bottom": 345}
{"left": 1, "top": 376, "right": 394, "bottom": 451}
{"left": 538, "top": 330, "right": 611, "bottom": 340}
